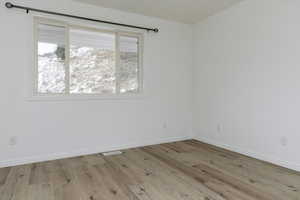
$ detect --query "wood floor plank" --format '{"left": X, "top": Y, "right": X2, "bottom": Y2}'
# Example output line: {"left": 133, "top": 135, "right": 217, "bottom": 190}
{"left": 0, "top": 165, "right": 31, "bottom": 200}
{"left": 99, "top": 162, "right": 141, "bottom": 200}
{"left": 183, "top": 140, "right": 300, "bottom": 192}
{"left": 129, "top": 184, "right": 154, "bottom": 200}
{"left": 130, "top": 150, "right": 227, "bottom": 200}
{"left": 103, "top": 152, "right": 197, "bottom": 200}
{"left": 94, "top": 164, "right": 132, "bottom": 200}
{"left": 142, "top": 145, "right": 280, "bottom": 200}
{"left": 170, "top": 141, "right": 300, "bottom": 199}
{"left": 124, "top": 150, "right": 199, "bottom": 200}
{"left": 0, "top": 167, "right": 11, "bottom": 187}
{"left": 124, "top": 148, "right": 222, "bottom": 200}
{"left": 1, "top": 140, "right": 300, "bottom": 200}
{"left": 104, "top": 154, "right": 179, "bottom": 200}
{"left": 29, "top": 163, "right": 49, "bottom": 185}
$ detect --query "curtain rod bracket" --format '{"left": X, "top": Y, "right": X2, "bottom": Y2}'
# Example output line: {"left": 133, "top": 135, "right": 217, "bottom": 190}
{"left": 4, "top": 2, "right": 159, "bottom": 33}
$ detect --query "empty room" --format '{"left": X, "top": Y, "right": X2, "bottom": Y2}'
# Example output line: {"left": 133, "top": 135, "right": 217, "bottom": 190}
{"left": 1, "top": 0, "right": 300, "bottom": 199}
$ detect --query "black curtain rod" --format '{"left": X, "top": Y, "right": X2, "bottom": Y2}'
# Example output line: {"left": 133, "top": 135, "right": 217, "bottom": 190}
{"left": 5, "top": 2, "right": 159, "bottom": 32}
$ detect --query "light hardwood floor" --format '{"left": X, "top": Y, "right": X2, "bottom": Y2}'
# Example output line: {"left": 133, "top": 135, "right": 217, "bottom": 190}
{"left": 0, "top": 140, "right": 300, "bottom": 200}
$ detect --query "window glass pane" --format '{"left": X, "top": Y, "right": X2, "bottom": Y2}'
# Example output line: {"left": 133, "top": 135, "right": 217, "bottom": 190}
{"left": 37, "top": 24, "right": 66, "bottom": 94}
{"left": 70, "top": 29, "right": 116, "bottom": 94}
{"left": 119, "top": 36, "right": 139, "bottom": 94}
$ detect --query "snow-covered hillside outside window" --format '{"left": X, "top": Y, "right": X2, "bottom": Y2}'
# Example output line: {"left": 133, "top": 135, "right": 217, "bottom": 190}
{"left": 34, "top": 18, "right": 142, "bottom": 98}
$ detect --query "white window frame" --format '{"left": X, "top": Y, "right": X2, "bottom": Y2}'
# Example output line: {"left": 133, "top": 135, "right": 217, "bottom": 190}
{"left": 30, "top": 17, "right": 144, "bottom": 101}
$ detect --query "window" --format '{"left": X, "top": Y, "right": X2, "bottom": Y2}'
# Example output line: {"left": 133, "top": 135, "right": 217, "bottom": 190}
{"left": 37, "top": 23, "right": 66, "bottom": 94}
{"left": 34, "top": 18, "right": 143, "bottom": 98}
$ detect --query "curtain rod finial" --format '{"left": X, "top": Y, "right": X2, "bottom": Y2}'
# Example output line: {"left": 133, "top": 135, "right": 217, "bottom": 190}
{"left": 154, "top": 28, "right": 159, "bottom": 33}
{"left": 5, "top": 2, "right": 14, "bottom": 8}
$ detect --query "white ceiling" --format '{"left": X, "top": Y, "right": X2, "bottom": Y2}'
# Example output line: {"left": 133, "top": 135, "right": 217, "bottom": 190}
{"left": 75, "top": 0, "right": 243, "bottom": 24}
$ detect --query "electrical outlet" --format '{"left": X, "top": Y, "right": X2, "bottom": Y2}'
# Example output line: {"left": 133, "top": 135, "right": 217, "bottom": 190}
{"left": 9, "top": 136, "right": 17, "bottom": 146}
{"left": 217, "top": 124, "right": 222, "bottom": 134}
{"left": 280, "top": 137, "right": 288, "bottom": 147}
{"left": 163, "top": 122, "right": 167, "bottom": 129}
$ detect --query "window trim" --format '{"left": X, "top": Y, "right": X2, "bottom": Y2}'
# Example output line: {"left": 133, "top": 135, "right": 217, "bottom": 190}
{"left": 30, "top": 17, "right": 144, "bottom": 101}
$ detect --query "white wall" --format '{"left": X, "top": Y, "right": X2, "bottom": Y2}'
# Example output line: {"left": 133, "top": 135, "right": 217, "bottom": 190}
{"left": 3, "top": 0, "right": 299, "bottom": 172}
{"left": 0, "top": 0, "right": 193, "bottom": 167}
{"left": 193, "top": 0, "right": 300, "bottom": 171}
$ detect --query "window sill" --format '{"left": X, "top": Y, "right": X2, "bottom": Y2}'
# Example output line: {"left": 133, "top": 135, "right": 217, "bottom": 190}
{"left": 26, "top": 93, "right": 147, "bottom": 102}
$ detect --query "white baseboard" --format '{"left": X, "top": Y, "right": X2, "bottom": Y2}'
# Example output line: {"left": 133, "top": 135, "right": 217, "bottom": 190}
{"left": 194, "top": 136, "right": 300, "bottom": 172}
{"left": 3, "top": 135, "right": 299, "bottom": 173}
{"left": 0, "top": 136, "right": 191, "bottom": 168}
